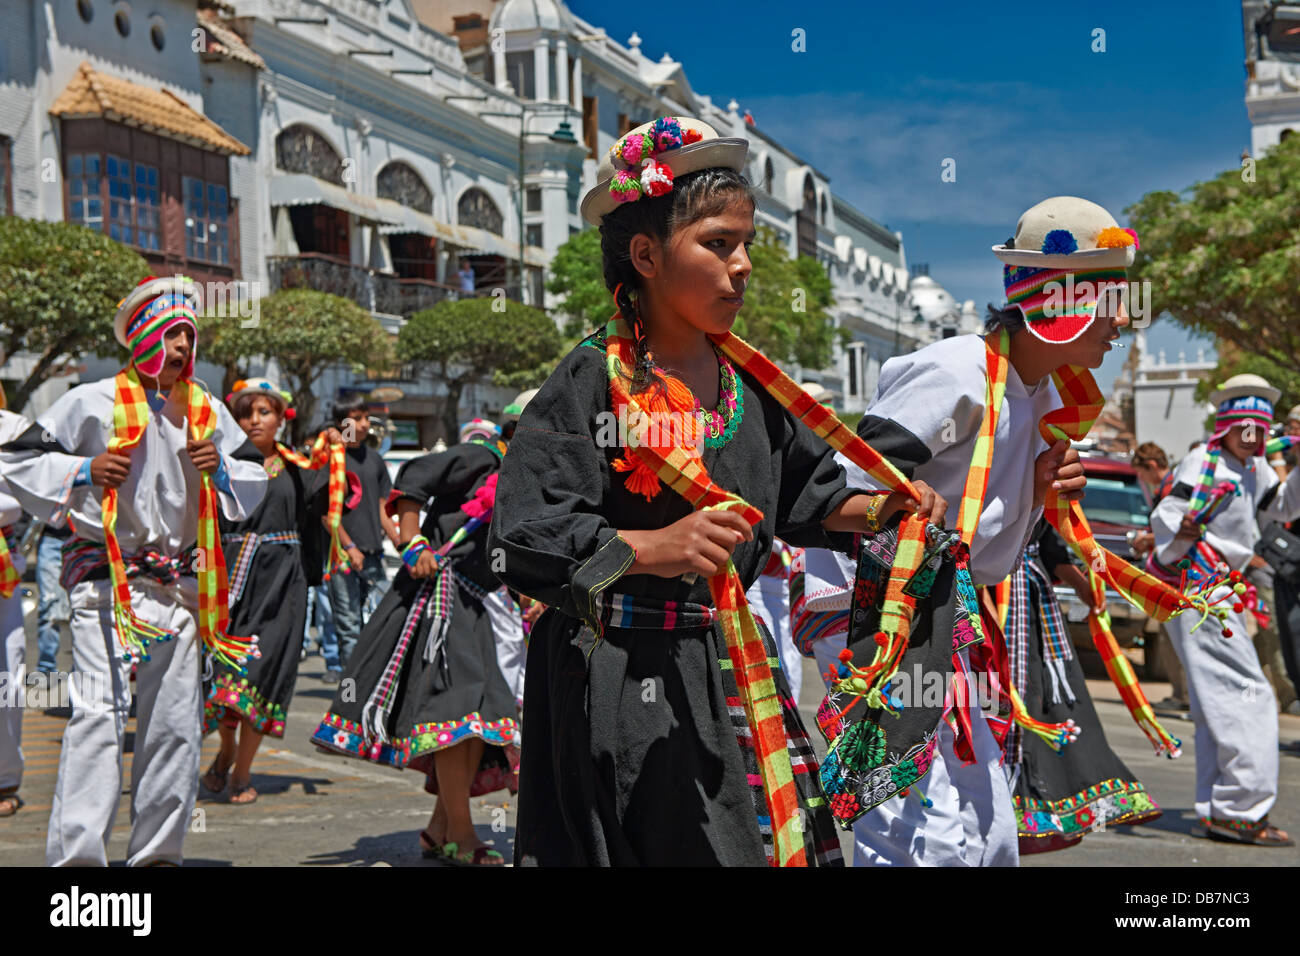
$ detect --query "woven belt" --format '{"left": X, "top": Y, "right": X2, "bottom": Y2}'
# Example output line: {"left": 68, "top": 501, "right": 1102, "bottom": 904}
{"left": 224, "top": 530, "right": 301, "bottom": 605}
{"left": 60, "top": 537, "right": 201, "bottom": 591}
{"left": 595, "top": 592, "right": 716, "bottom": 631}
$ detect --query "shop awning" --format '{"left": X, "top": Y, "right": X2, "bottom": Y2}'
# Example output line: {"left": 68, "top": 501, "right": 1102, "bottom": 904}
{"left": 373, "top": 197, "right": 547, "bottom": 267}
{"left": 268, "top": 173, "right": 401, "bottom": 225}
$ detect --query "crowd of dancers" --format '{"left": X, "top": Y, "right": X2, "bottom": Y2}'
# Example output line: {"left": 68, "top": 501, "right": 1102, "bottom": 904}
{"left": 1, "top": 114, "right": 1297, "bottom": 866}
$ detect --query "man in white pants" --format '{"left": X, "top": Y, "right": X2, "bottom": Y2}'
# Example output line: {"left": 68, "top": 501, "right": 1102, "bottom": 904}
{"left": 818, "top": 197, "right": 1133, "bottom": 865}
{"left": 0, "top": 276, "right": 266, "bottom": 865}
{"left": 0, "top": 394, "right": 32, "bottom": 819}
{"left": 1152, "top": 374, "right": 1300, "bottom": 847}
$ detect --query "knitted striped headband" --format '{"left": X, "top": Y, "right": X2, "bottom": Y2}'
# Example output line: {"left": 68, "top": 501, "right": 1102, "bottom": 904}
{"left": 124, "top": 290, "right": 198, "bottom": 379}
{"left": 1212, "top": 394, "right": 1273, "bottom": 442}
{"left": 1003, "top": 265, "right": 1128, "bottom": 344}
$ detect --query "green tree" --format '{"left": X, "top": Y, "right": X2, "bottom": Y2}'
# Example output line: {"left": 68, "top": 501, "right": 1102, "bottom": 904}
{"left": 1127, "top": 135, "right": 1300, "bottom": 372}
{"left": 545, "top": 224, "right": 842, "bottom": 369}
{"left": 1195, "top": 342, "right": 1300, "bottom": 428}
{"left": 545, "top": 227, "right": 608, "bottom": 336}
{"left": 205, "top": 288, "right": 393, "bottom": 443}
{"left": 399, "top": 296, "right": 564, "bottom": 442}
{"left": 0, "top": 218, "right": 149, "bottom": 411}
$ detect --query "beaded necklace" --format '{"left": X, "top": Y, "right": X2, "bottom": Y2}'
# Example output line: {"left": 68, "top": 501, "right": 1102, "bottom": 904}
{"left": 694, "top": 352, "right": 744, "bottom": 448}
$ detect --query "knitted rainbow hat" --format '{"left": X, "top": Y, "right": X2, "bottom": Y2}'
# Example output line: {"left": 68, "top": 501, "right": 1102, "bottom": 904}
{"left": 993, "top": 197, "right": 1137, "bottom": 344}
{"left": 113, "top": 275, "right": 201, "bottom": 378}
{"left": 226, "top": 377, "right": 296, "bottom": 420}
{"left": 459, "top": 417, "right": 500, "bottom": 444}
{"left": 1208, "top": 374, "right": 1279, "bottom": 443}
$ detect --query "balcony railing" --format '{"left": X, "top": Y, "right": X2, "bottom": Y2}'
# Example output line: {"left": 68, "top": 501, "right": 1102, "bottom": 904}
{"left": 266, "top": 253, "right": 516, "bottom": 317}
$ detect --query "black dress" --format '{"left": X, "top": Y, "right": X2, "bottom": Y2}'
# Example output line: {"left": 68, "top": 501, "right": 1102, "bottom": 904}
{"left": 310, "top": 443, "right": 519, "bottom": 794}
{"left": 487, "top": 329, "right": 856, "bottom": 867}
{"left": 205, "top": 459, "right": 331, "bottom": 738}
{"left": 1011, "top": 522, "right": 1161, "bottom": 852}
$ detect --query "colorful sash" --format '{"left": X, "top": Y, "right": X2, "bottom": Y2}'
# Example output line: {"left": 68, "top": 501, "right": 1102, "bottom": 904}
{"left": 970, "top": 331, "right": 1188, "bottom": 755}
{"left": 223, "top": 530, "right": 301, "bottom": 605}
{"left": 0, "top": 530, "right": 18, "bottom": 599}
{"left": 276, "top": 436, "right": 348, "bottom": 577}
{"left": 101, "top": 368, "right": 252, "bottom": 670}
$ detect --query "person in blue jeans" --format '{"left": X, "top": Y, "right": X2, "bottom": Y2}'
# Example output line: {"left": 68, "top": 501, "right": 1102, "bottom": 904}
{"left": 35, "top": 524, "right": 72, "bottom": 674}
{"left": 323, "top": 397, "right": 399, "bottom": 679}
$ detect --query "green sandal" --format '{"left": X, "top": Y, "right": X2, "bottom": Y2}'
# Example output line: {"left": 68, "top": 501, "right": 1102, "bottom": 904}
{"left": 441, "top": 841, "right": 505, "bottom": 866}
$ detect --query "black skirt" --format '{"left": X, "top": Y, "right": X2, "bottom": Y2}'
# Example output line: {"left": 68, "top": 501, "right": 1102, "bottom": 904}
{"left": 204, "top": 539, "right": 307, "bottom": 739}
{"left": 1013, "top": 596, "right": 1161, "bottom": 852}
{"left": 514, "top": 608, "right": 843, "bottom": 867}
{"left": 309, "top": 564, "right": 519, "bottom": 795}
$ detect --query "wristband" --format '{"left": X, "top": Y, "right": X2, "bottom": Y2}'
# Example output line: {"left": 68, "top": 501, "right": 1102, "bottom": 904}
{"left": 402, "top": 535, "right": 430, "bottom": 568}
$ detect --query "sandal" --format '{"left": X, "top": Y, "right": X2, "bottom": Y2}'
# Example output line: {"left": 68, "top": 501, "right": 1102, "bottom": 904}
{"left": 418, "top": 829, "right": 444, "bottom": 859}
{"left": 201, "top": 757, "right": 231, "bottom": 794}
{"left": 440, "top": 841, "right": 506, "bottom": 867}
{"left": 0, "top": 793, "right": 21, "bottom": 817}
{"left": 228, "top": 780, "right": 258, "bottom": 805}
{"left": 1196, "top": 815, "right": 1295, "bottom": 847}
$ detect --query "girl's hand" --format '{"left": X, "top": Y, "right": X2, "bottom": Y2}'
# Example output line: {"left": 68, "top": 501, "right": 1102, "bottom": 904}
{"left": 621, "top": 511, "right": 754, "bottom": 578}
{"left": 1174, "top": 513, "right": 1201, "bottom": 542}
{"left": 409, "top": 549, "right": 440, "bottom": 580}
{"left": 883, "top": 480, "right": 948, "bottom": 527}
{"left": 186, "top": 439, "right": 221, "bottom": 474}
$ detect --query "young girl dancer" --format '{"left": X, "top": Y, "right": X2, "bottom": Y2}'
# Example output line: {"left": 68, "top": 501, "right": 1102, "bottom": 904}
{"left": 311, "top": 420, "right": 519, "bottom": 866}
{"left": 202, "top": 379, "right": 350, "bottom": 803}
{"left": 488, "top": 116, "right": 940, "bottom": 867}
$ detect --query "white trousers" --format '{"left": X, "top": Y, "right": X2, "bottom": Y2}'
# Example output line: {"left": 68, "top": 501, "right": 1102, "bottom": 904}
{"left": 1166, "top": 590, "right": 1278, "bottom": 823}
{"left": 46, "top": 577, "right": 202, "bottom": 867}
{"left": 484, "top": 586, "right": 526, "bottom": 708}
{"left": 0, "top": 591, "right": 25, "bottom": 794}
{"left": 812, "top": 633, "right": 1019, "bottom": 866}
{"left": 746, "top": 574, "right": 803, "bottom": 708}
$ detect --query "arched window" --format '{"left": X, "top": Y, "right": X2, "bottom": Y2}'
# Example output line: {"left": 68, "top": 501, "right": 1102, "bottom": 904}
{"left": 458, "top": 187, "right": 503, "bottom": 235}
{"left": 377, "top": 162, "right": 433, "bottom": 214}
{"left": 796, "top": 173, "right": 817, "bottom": 258}
{"left": 819, "top": 191, "right": 828, "bottom": 225}
{"left": 275, "top": 125, "right": 343, "bottom": 185}
{"left": 763, "top": 157, "right": 774, "bottom": 195}
{"left": 1281, "top": 128, "right": 1295, "bottom": 142}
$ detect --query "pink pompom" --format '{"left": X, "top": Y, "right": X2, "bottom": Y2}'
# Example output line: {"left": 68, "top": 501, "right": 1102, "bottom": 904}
{"left": 1123, "top": 227, "right": 1140, "bottom": 250}
{"left": 620, "top": 134, "right": 650, "bottom": 165}
{"left": 609, "top": 169, "right": 641, "bottom": 203}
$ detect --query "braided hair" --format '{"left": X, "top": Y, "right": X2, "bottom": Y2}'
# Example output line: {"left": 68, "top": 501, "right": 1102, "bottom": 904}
{"left": 599, "top": 167, "right": 754, "bottom": 393}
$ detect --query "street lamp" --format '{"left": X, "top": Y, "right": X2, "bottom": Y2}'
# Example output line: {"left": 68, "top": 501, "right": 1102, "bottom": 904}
{"left": 477, "top": 105, "right": 579, "bottom": 303}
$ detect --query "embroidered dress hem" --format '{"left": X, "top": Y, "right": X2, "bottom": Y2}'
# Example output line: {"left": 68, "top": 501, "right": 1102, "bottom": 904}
{"left": 1016, "top": 779, "right": 1160, "bottom": 852}
{"left": 205, "top": 674, "right": 288, "bottom": 738}
{"left": 311, "top": 710, "right": 518, "bottom": 769}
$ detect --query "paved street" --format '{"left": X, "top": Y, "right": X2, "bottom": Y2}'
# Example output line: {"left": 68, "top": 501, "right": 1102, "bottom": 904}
{"left": 4, "top": 586, "right": 1299, "bottom": 866}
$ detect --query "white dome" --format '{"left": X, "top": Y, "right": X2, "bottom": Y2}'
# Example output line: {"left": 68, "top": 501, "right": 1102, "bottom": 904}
{"left": 907, "top": 274, "right": 959, "bottom": 324}
{"left": 490, "top": 0, "right": 576, "bottom": 33}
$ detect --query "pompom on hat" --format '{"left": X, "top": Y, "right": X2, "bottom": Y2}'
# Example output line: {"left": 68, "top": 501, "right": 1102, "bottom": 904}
{"left": 226, "top": 377, "right": 296, "bottom": 420}
{"left": 993, "top": 197, "right": 1137, "bottom": 345}
{"left": 113, "top": 275, "right": 202, "bottom": 378}
{"left": 580, "top": 116, "right": 748, "bottom": 225}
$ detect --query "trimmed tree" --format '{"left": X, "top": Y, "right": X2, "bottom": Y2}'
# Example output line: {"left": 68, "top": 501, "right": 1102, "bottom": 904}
{"left": 399, "top": 296, "right": 564, "bottom": 442}
{"left": 546, "top": 224, "right": 842, "bottom": 369}
{"left": 205, "top": 288, "right": 394, "bottom": 443}
{"left": 0, "top": 218, "right": 149, "bottom": 411}
{"left": 1126, "top": 134, "right": 1300, "bottom": 373}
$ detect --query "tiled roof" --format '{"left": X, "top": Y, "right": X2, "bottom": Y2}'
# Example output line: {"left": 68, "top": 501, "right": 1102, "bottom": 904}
{"left": 197, "top": 9, "right": 266, "bottom": 70}
{"left": 49, "top": 61, "right": 250, "bottom": 156}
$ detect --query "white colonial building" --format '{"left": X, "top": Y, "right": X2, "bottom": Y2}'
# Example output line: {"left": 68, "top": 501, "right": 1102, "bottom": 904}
{"left": 1243, "top": 0, "right": 1300, "bottom": 155}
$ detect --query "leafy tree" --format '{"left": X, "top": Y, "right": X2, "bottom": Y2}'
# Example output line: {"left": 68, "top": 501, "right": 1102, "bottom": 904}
{"left": 1195, "top": 341, "right": 1300, "bottom": 428}
{"left": 1127, "top": 135, "right": 1300, "bottom": 372}
{"left": 0, "top": 218, "right": 149, "bottom": 411}
{"left": 399, "top": 296, "right": 564, "bottom": 442}
{"left": 545, "top": 227, "right": 608, "bottom": 336}
{"left": 546, "top": 224, "right": 842, "bottom": 369}
{"left": 205, "top": 288, "right": 393, "bottom": 443}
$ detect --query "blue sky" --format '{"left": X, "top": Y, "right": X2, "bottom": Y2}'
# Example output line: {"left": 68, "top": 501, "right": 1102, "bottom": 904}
{"left": 568, "top": 0, "right": 1236, "bottom": 390}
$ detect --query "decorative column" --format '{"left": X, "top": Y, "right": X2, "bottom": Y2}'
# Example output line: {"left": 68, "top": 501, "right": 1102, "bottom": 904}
{"left": 571, "top": 53, "right": 583, "bottom": 110}
{"left": 533, "top": 35, "right": 550, "bottom": 101}
{"left": 555, "top": 37, "right": 569, "bottom": 107}
{"left": 493, "top": 40, "right": 508, "bottom": 92}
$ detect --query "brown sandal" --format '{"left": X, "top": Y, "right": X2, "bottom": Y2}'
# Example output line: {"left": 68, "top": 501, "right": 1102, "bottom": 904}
{"left": 418, "top": 829, "right": 444, "bottom": 859}
{"left": 0, "top": 793, "right": 21, "bottom": 817}
{"left": 1198, "top": 815, "right": 1295, "bottom": 847}
{"left": 201, "top": 758, "right": 231, "bottom": 794}
{"left": 228, "top": 780, "right": 258, "bottom": 805}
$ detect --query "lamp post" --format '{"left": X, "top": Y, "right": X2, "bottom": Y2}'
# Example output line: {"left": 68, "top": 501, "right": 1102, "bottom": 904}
{"left": 477, "top": 105, "right": 577, "bottom": 303}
